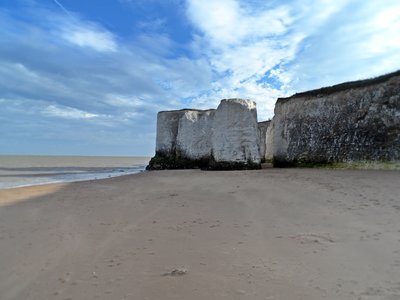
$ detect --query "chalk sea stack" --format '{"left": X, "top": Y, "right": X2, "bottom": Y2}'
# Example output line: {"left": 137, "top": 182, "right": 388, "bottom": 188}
{"left": 147, "top": 99, "right": 262, "bottom": 170}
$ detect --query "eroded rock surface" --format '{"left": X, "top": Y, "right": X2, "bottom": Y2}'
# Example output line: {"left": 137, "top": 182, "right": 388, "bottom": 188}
{"left": 273, "top": 72, "right": 400, "bottom": 166}
{"left": 211, "top": 99, "right": 261, "bottom": 167}
{"left": 155, "top": 110, "right": 185, "bottom": 155}
{"left": 176, "top": 110, "right": 215, "bottom": 160}
{"left": 147, "top": 99, "right": 261, "bottom": 170}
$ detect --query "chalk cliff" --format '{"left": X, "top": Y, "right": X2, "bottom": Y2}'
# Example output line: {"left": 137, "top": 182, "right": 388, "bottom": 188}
{"left": 272, "top": 71, "right": 400, "bottom": 166}
{"left": 155, "top": 110, "right": 185, "bottom": 155}
{"left": 176, "top": 109, "right": 215, "bottom": 160}
{"left": 211, "top": 99, "right": 261, "bottom": 168}
{"left": 147, "top": 99, "right": 262, "bottom": 170}
{"left": 148, "top": 70, "right": 399, "bottom": 170}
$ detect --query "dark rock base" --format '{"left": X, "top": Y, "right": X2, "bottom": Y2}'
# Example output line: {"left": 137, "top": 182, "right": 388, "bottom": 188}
{"left": 146, "top": 153, "right": 210, "bottom": 170}
{"left": 146, "top": 152, "right": 261, "bottom": 171}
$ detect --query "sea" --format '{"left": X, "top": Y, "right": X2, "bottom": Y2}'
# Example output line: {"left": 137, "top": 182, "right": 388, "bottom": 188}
{"left": 0, "top": 155, "right": 150, "bottom": 189}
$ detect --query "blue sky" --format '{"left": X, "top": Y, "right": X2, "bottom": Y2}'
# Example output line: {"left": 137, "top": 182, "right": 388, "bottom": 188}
{"left": 1, "top": 0, "right": 399, "bottom": 156}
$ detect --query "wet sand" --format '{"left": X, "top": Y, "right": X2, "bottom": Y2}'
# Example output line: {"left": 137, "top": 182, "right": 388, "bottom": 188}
{"left": 0, "top": 169, "right": 400, "bottom": 299}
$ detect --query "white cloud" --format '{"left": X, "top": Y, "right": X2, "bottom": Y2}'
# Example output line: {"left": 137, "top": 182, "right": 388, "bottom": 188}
{"left": 104, "top": 94, "right": 164, "bottom": 113}
{"left": 284, "top": 0, "right": 400, "bottom": 93}
{"left": 61, "top": 24, "right": 118, "bottom": 52}
{"left": 360, "top": 6, "right": 400, "bottom": 57}
{"left": 186, "top": 0, "right": 302, "bottom": 119}
{"left": 46, "top": 8, "right": 119, "bottom": 52}
{"left": 187, "top": 0, "right": 290, "bottom": 47}
{"left": 104, "top": 94, "right": 143, "bottom": 108}
{"left": 42, "top": 105, "right": 99, "bottom": 119}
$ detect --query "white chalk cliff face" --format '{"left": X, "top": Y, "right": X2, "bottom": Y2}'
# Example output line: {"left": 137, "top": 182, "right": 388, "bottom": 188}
{"left": 272, "top": 72, "right": 400, "bottom": 166}
{"left": 151, "top": 99, "right": 262, "bottom": 169}
{"left": 212, "top": 99, "right": 261, "bottom": 164}
{"left": 176, "top": 110, "right": 215, "bottom": 159}
{"left": 155, "top": 110, "right": 184, "bottom": 155}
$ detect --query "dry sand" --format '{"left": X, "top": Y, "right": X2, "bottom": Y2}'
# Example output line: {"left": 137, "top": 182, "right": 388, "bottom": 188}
{"left": 0, "top": 169, "right": 400, "bottom": 300}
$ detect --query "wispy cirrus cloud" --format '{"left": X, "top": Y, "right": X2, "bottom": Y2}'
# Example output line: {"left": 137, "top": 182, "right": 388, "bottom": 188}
{"left": 42, "top": 105, "right": 100, "bottom": 120}
{"left": 52, "top": 0, "right": 73, "bottom": 17}
{"left": 60, "top": 24, "right": 118, "bottom": 52}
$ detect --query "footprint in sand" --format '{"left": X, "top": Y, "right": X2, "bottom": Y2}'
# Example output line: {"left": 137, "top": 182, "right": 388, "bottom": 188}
{"left": 357, "top": 286, "right": 400, "bottom": 300}
{"left": 290, "top": 233, "right": 335, "bottom": 245}
{"left": 162, "top": 268, "right": 187, "bottom": 277}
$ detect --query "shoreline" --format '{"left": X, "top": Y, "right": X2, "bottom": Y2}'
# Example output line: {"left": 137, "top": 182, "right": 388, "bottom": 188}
{"left": 2, "top": 165, "right": 400, "bottom": 191}
{"left": 0, "top": 155, "right": 150, "bottom": 190}
{"left": 0, "top": 167, "right": 146, "bottom": 190}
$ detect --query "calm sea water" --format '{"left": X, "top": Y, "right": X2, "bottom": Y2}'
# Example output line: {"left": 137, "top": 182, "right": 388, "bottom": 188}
{"left": 0, "top": 155, "right": 150, "bottom": 189}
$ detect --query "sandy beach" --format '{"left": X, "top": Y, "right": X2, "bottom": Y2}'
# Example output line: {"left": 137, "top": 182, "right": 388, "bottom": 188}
{"left": 1, "top": 169, "right": 400, "bottom": 300}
